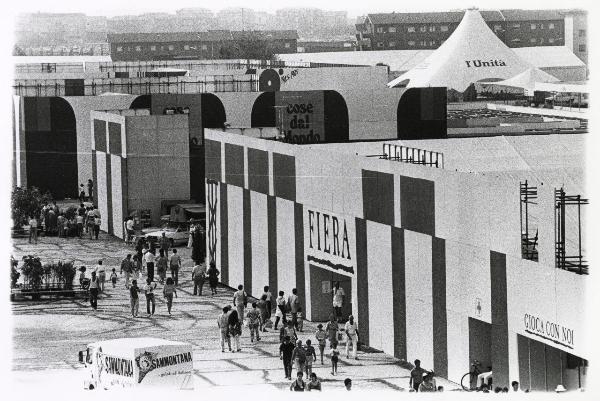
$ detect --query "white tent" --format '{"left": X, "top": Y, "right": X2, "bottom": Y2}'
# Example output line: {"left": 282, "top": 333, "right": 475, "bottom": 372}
{"left": 481, "top": 67, "right": 559, "bottom": 95}
{"left": 387, "top": 9, "right": 533, "bottom": 91}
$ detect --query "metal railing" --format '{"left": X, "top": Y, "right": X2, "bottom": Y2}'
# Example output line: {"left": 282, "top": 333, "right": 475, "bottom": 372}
{"left": 374, "top": 143, "right": 444, "bottom": 169}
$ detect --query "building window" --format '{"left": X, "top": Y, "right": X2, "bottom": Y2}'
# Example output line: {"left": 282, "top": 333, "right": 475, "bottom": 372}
{"left": 548, "top": 38, "right": 555, "bottom": 44}
{"left": 184, "top": 45, "right": 190, "bottom": 51}
{"left": 440, "top": 25, "right": 448, "bottom": 32}
{"left": 539, "top": 38, "right": 544, "bottom": 44}
{"left": 168, "top": 45, "right": 174, "bottom": 51}
{"left": 389, "top": 41, "right": 396, "bottom": 47}
{"left": 420, "top": 26, "right": 427, "bottom": 32}
{"left": 150, "top": 45, "right": 156, "bottom": 51}
{"left": 429, "top": 40, "right": 436, "bottom": 46}
{"left": 285, "top": 42, "right": 291, "bottom": 48}
{"left": 376, "top": 27, "right": 384, "bottom": 33}
{"left": 511, "top": 38, "right": 521, "bottom": 43}
{"left": 377, "top": 42, "right": 384, "bottom": 48}
{"left": 494, "top": 24, "right": 502, "bottom": 32}
{"left": 579, "top": 29, "right": 586, "bottom": 37}
{"left": 530, "top": 23, "right": 536, "bottom": 30}
{"left": 135, "top": 45, "right": 141, "bottom": 52}
{"left": 429, "top": 26, "right": 435, "bottom": 32}
{"left": 202, "top": 44, "right": 208, "bottom": 50}
{"left": 389, "top": 26, "right": 396, "bottom": 33}
{"left": 116, "top": 46, "right": 123, "bottom": 52}
{"left": 579, "top": 44, "right": 586, "bottom": 52}
{"left": 407, "top": 26, "right": 415, "bottom": 32}
{"left": 419, "top": 40, "right": 427, "bottom": 46}
{"left": 512, "top": 23, "right": 520, "bottom": 28}
{"left": 408, "top": 40, "right": 415, "bottom": 46}
{"left": 549, "top": 23, "right": 555, "bottom": 29}
{"left": 160, "top": 46, "right": 165, "bottom": 51}
{"left": 539, "top": 23, "right": 544, "bottom": 29}
{"left": 530, "top": 38, "right": 536, "bottom": 43}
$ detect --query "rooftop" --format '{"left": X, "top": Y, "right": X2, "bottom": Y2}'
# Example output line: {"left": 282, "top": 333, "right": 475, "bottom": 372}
{"left": 108, "top": 30, "right": 299, "bottom": 44}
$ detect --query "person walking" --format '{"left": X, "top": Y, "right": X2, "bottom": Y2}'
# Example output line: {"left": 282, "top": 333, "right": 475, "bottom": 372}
{"left": 159, "top": 232, "right": 171, "bottom": 258}
{"left": 28, "top": 216, "right": 38, "bottom": 244}
{"left": 279, "top": 336, "right": 295, "bottom": 380}
{"left": 315, "top": 324, "right": 327, "bottom": 365}
{"left": 307, "top": 373, "right": 321, "bottom": 391}
{"left": 262, "top": 286, "right": 273, "bottom": 319}
{"left": 332, "top": 282, "right": 345, "bottom": 321}
{"left": 257, "top": 294, "right": 269, "bottom": 332}
{"left": 163, "top": 277, "right": 177, "bottom": 316}
{"left": 87, "top": 179, "right": 94, "bottom": 202}
{"left": 287, "top": 288, "right": 301, "bottom": 330}
{"left": 330, "top": 344, "right": 340, "bottom": 375}
{"left": 207, "top": 262, "right": 220, "bottom": 295}
{"left": 228, "top": 309, "right": 242, "bottom": 352}
{"left": 246, "top": 302, "right": 261, "bottom": 342}
{"left": 144, "top": 249, "right": 155, "bottom": 282}
{"left": 233, "top": 285, "right": 247, "bottom": 321}
{"left": 95, "top": 260, "right": 106, "bottom": 292}
{"left": 289, "top": 371, "right": 305, "bottom": 392}
{"left": 344, "top": 315, "right": 359, "bottom": 360}
{"left": 409, "top": 359, "right": 426, "bottom": 392}
{"left": 89, "top": 271, "right": 99, "bottom": 310}
{"left": 129, "top": 280, "right": 140, "bottom": 317}
{"left": 57, "top": 213, "right": 65, "bottom": 238}
{"left": 192, "top": 262, "right": 207, "bottom": 296}
{"left": 156, "top": 249, "right": 168, "bottom": 284}
{"left": 325, "top": 314, "right": 339, "bottom": 349}
{"left": 110, "top": 268, "right": 118, "bottom": 288}
{"left": 86, "top": 207, "right": 95, "bottom": 239}
{"left": 144, "top": 278, "right": 157, "bottom": 316}
{"left": 94, "top": 214, "right": 101, "bottom": 240}
{"left": 125, "top": 217, "right": 134, "bottom": 244}
{"left": 120, "top": 254, "right": 133, "bottom": 289}
{"left": 76, "top": 213, "right": 84, "bottom": 238}
{"left": 280, "top": 320, "right": 298, "bottom": 344}
{"left": 304, "top": 339, "right": 316, "bottom": 377}
{"left": 274, "top": 290, "right": 286, "bottom": 330}
{"left": 169, "top": 249, "right": 181, "bottom": 285}
{"left": 218, "top": 306, "right": 232, "bottom": 352}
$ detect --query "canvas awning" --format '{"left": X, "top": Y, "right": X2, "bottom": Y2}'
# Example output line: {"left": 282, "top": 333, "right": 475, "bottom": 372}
{"left": 387, "top": 9, "right": 533, "bottom": 91}
{"left": 481, "top": 67, "right": 559, "bottom": 95}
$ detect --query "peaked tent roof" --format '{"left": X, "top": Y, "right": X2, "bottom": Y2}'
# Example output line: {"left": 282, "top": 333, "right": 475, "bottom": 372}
{"left": 481, "top": 67, "right": 559, "bottom": 93}
{"left": 387, "top": 9, "right": 533, "bottom": 91}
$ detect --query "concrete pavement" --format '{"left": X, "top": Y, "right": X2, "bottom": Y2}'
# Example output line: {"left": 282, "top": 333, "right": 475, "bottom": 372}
{"left": 10, "top": 234, "right": 460, "bottom": 392}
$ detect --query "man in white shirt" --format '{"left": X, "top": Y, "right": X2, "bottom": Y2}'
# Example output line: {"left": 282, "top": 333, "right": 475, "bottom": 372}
{"left": 125, "top": 218, "right": 134, "bottom": 244}
{"left": 144, "top": 250, "right": 155, "bottom": 282}
{"left": 344, "top": 315, "right": 359, "bottom": 360}
{"left": 95, "top": 260, "right": 106, "bottom": 292}
{"left": 332, "top": 282, "right": 345, "bottom": 321}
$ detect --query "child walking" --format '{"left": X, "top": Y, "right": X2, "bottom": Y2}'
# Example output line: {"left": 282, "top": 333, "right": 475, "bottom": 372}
{"left": 296, "top": 307, "right": 304, "bottom": 332}
{"left": 330, "top": 344, "right": 340, "bottom": 375}
{"left": 246, "top": 302, "right": 261, "bottom": 342}
{"left": 110, "top": 268, "right": 118, "bottom": 288}
{"left": 163, "top": 277, "right": 177, "bottom": 315}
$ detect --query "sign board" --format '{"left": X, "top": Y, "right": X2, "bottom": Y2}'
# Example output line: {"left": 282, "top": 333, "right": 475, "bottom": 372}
{"left": 304, "top": 205, "right": 355, "bottom": 276}
{"left": 275, "top": 91, "right": 325, "bottom": 144}
{"left": 523, "top": 313, "right": 575, "bottom": 350}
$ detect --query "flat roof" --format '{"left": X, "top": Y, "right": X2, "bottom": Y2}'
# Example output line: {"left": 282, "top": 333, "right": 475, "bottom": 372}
{"left": 316, "top": 134, "right": 585, "bottom": 193}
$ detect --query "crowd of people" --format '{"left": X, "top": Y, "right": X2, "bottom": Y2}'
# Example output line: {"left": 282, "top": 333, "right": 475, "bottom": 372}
{"left": 28, "top": 202, "right": 102, "bottom": 244}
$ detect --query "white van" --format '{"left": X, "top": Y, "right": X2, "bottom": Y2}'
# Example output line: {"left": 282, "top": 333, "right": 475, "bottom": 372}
{"left": 78, "top": 337, "right": 193, "bottom": 390}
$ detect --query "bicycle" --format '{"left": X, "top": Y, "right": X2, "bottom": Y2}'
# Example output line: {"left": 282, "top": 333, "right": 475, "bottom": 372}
{"left": 461, "top": 360, "right": 482, "bottom": 391}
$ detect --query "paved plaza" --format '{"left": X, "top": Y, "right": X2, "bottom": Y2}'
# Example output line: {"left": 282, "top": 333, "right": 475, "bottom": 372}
{"left": 10, "top": 235, "right": 460, "bottom": 392}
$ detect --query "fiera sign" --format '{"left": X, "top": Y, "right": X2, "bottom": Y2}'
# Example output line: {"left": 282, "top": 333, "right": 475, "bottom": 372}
{"left": 305, "top": 207, "right": 354, "bottom": 275}
{"left": 523, "top": 313, "right": 575, "bottom": 349}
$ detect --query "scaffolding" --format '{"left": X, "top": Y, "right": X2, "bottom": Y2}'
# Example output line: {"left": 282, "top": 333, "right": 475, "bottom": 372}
{"left": 520, "top": 180, "right": 538, "bottom": 262}
{"left": 373, "top": 143, "right": 444, "bottom": 168}
{"left": 554, "top": 188, "right": 588, "bottom": 275}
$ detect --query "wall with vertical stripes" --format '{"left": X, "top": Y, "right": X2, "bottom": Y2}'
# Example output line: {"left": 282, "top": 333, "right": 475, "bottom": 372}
{"left": 204, "top": 129, "right": 588, "bottom": 389}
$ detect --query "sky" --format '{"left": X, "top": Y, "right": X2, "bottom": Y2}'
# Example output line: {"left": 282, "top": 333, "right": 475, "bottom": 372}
{"left": 6, "top": 0, "right": 596, "bottom": 18}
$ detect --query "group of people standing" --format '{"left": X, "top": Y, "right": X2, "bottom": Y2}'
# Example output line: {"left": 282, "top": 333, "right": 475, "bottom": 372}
{"left": 28, "top": 203, "right": 102, "bottom": 242}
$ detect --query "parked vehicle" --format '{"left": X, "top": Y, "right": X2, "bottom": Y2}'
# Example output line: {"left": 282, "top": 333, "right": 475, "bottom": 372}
{"left": 78, "top": 337, "right": 193, "bottom": 390}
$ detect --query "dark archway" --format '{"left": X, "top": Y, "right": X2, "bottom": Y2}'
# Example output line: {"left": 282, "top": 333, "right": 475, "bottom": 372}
{"left": 24, "top": 97, "right": 77, "bottom": 199}
{"left": 323, "top": 90, "right": 349, "bottom": 143}
{"left": 251, "top": 92, "right": 276, "bottom": 127}
{"left": 200, "top": 93, "right": 226, "bottom": 129}
{"left": 258, "top": 69, "right": 281, "bottom": 92}
{"left": 129, "top": 94, "right": 151, "bottom": 110}
{"left": 397, "top": 88, "right": 447, "bottom": 140}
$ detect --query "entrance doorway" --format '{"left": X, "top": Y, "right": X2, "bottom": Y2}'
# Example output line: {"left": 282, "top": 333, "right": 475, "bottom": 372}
{"left": 518, "top": 334, "right": 587, "bottom": 392}
{"left": 309, "top": 264, "right": 352, "bottom": 322}
{"left": 468, "top": 317, "right": 493, "bottom": 388}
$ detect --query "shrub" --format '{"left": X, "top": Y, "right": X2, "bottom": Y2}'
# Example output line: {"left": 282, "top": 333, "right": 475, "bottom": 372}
{"left": 20, "top": 255, "right": 44, "bottom": 289}
{"left": 10, "top": 257, "right": 20, "bottom": 288}
{"left": 11, "top": 186, "right": 53, "bottom": 228}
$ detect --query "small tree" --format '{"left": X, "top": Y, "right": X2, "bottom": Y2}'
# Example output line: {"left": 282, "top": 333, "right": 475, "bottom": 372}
{"left": 11, "top": 186, "right": 53, "bottom": 228}
{"left": 20, "top": 255, "right": 44, "bottom": 290}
